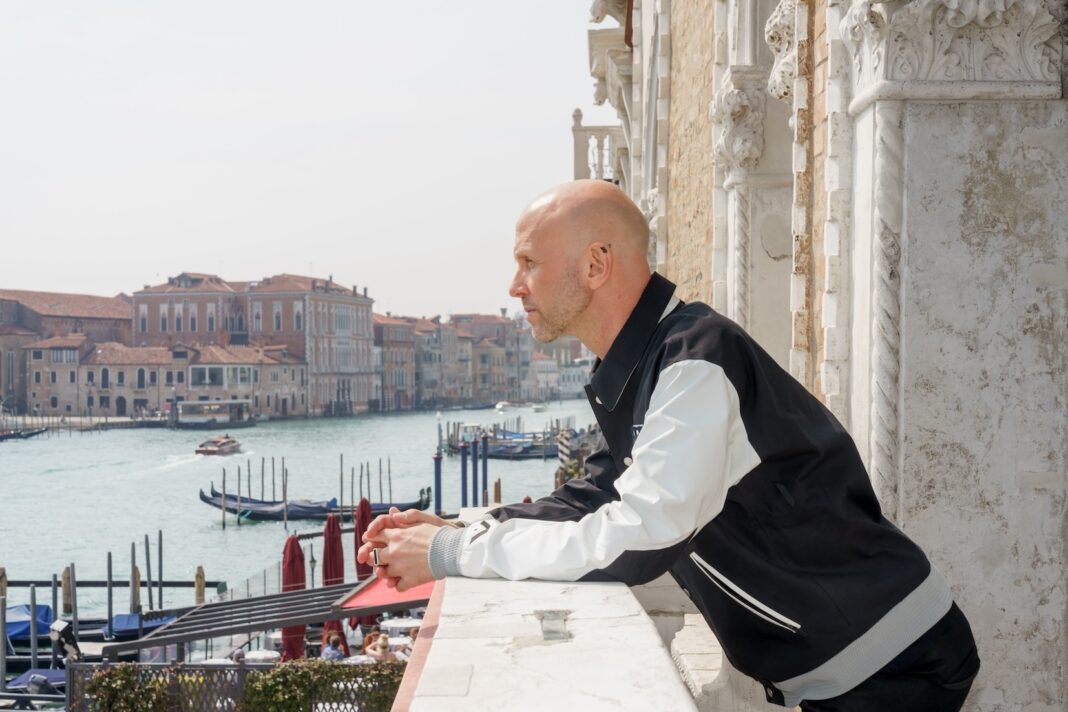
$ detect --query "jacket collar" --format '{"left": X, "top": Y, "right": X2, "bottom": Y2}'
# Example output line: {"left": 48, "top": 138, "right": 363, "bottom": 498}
{"left": 589, "top": 272, "right": 677, "bottom": 412}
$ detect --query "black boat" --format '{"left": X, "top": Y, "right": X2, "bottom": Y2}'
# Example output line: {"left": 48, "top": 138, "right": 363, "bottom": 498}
{"left": 199, "top": 486, "right": 431, "bottom": 521}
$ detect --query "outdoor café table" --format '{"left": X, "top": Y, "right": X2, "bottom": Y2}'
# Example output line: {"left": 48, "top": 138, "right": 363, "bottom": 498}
{"left": 381, "top": 617, "right": 422, "bottom": 637}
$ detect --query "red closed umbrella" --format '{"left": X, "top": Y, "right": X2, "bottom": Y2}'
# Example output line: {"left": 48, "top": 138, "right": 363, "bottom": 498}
{"left": 354, "top": 498, "right": 374, "bottom": 581}
{"left": 320, "top": 514, "right": 350, "bottom": 656}
{"left": 350, "top": 498, "right": 377, "bottom": 629}
{"left": 280, "top": 535, "right": 306, "bottom": 661}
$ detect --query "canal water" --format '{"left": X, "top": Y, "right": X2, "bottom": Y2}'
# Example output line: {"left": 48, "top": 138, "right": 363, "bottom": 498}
{"left": 0, "top": 399, "right": 594, "bottom": 614}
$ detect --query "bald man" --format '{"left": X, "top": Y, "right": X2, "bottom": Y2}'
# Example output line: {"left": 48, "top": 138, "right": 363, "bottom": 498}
{"left": 360, "top": 180, "right": 978, "bottom": 711}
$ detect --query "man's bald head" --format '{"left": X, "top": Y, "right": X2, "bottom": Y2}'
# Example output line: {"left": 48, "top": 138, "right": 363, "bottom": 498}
{"left": 516, "top": 180, "right": 650, "bottom": 261}
{"left": 510, "top": 180, "right": 654, "bottom": 356}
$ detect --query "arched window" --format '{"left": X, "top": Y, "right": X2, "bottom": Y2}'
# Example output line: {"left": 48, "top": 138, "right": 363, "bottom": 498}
{"left": 295, "top": 312, "right": 303, "bottom": 331}
{"left": 137, "top": 368, "right": 145, "bottom": 389}
{"left": 101, "top": 368, "right": 110, "bottom": 389}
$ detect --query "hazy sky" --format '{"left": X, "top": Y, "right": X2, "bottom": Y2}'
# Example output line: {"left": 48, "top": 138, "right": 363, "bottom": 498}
{"left": 0, "top": 1, "right": 617, "bottom": 318}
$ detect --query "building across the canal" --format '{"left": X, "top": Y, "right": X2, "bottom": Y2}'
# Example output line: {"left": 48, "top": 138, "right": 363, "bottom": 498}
{"left": 23, "top": 337, "right": 307, "bottom": 420}
{"left": 0, "top": 288, "right": 132, "bottom": 415}
{"left": 132, "top": 272, "right": 374, "bottom": 416}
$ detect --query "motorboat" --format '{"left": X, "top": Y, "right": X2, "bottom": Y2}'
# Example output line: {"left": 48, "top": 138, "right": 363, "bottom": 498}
{"left": 195, "top": 435, "right": 241, "bottom": 456}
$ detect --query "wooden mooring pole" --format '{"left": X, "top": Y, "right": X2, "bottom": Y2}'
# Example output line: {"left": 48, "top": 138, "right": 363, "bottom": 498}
{"left": 144, "top": 534, "right": 154, "bottom": 609}
{"left": 222, "top": 468, "right": 227, "bottom": 530}
{"left": 194, "top": 566, "right": 205, "bottom": 605}
{"left": 61, "top": 566, "right": 72, "bottom": 615}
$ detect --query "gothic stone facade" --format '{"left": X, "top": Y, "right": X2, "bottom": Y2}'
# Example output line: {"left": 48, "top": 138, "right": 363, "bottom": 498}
{"left": 580, "top": 1, "right": 1066, "bottom": 708}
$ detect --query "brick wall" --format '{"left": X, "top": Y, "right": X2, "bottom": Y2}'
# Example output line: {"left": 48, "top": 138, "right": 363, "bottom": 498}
{"left": 665, "top": 0, "right": 716, "bottom": 303}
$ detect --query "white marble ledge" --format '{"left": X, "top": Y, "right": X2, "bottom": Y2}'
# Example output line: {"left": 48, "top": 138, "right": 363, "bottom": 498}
{"left": 410, "top": 576, "right": 698, "bottom": 712}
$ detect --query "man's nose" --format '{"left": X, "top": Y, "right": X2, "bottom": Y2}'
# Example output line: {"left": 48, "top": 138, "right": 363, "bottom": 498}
{"left": 508, "top": 272, "right": 526, "bottom": 298}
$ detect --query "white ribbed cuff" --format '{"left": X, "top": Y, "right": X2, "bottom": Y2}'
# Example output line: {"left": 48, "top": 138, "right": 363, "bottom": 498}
{"left": 427, "top": 525, "right": 464, "bottom": 579}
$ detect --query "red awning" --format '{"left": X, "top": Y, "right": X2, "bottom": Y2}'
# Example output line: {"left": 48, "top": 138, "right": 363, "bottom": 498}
{"left": 339, "top": 577, "right": 435, "bottom": 616}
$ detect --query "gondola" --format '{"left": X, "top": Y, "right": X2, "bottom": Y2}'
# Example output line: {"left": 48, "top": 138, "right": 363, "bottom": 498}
{"left": 199, "top": 486, "right": 431, "bottom": 521}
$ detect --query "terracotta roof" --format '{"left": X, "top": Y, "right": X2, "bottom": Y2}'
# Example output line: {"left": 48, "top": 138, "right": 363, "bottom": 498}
{"left": 136, "top": 273, "right": 239, "bottom": 295}
{"left": 373, "top": 313, "right": 412, "bottom": 327}
{"left": 190, "top": 344, "right": 283, "bottom": 365}
{"left": 24, "top": 334, "right": 89, "bottom": 349}
{"left": 251, "top": 274, "right": 368, "bottom": 298}
{"left": 0, "top": 289, "right": 132, "bottom": 320}
{"left": 83, "top": 343, "right": 174, "bottom": 366}
{"left": 531, "top": 351, "right": 554, "bottom": 360}
{"left": 456, "top": 330, "right": 475, "bottom": 340}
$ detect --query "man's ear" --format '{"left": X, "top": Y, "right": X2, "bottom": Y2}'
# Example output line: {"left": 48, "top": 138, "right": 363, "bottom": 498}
{"left": 585, "top": 242, "right": 611, "bottom": 289}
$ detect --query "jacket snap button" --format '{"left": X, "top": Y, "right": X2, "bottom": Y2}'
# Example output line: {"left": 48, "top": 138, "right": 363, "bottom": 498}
{"left": 623, "top": 457, "right": 633, "bottom": 466}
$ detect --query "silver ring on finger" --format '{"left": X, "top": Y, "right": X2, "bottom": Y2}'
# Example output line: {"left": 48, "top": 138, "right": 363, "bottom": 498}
{"left": 371, "top": 547, "right": 382, "bottom": 567}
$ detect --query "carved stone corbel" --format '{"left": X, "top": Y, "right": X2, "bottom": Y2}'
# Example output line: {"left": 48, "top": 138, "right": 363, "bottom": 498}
{"left": 710, "top": 67, "right": 768, "bottom": 187}
{"left": 590, "top": 0, "right": 629, "bottom": 25}
{"left": 589, "top": 28, "right": 632, "bottom": 115}
{"left": 765, "top": 0, "right": 798, "bottom": 101}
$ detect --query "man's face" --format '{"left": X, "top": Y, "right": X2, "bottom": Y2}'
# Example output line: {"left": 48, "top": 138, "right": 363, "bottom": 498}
{"left": 509, "top": 223, "right": 592, "bottom": 343}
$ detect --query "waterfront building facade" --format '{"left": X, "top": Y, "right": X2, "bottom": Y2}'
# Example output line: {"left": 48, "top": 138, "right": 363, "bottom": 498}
{"left": 23, "top": 338, "right": 308, "bottom": 420}
{"left": 531, "top": 351, "right": 560, "bottom": 402}
{"left": 470, "top": 337, "right": 507, "bottom": 406}
{"left": 0, "top": 289, "right": 133, "bottom": 414}
{"left": 133, "top": 272, "right": 373, "bottom": 416}
{"left": 372, "top": 314, "right": 416, "bottom": 411}
{"left": 578, "top": 2, "right": 1068, "bottom": 706}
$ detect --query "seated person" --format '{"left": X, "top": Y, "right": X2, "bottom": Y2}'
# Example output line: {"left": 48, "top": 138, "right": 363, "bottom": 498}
{"left": 361, "top": 624, "right": 381, "bottom": 654}
{"left": 397, "top": 627, "right": 420, "bottom": 657}
{"left": 364, "top": 634, "right": 396, "bottom": 662}
{"left": 320, "top": 633, "right": 345, "bottom": 661}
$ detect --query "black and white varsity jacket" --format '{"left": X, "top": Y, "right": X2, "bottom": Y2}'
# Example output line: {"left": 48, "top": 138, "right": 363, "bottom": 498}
{"left": 429, "top": 273, "right": 953, "bottom": 707}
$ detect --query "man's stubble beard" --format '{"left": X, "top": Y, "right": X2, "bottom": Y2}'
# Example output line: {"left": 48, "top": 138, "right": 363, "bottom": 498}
{"left": 531, "top": 268, "right": 592, "bottom": 343}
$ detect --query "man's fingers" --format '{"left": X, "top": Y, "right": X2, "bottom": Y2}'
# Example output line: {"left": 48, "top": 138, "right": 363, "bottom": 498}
{"left": 393, "top": 509, "right": 448, "bottom": 527}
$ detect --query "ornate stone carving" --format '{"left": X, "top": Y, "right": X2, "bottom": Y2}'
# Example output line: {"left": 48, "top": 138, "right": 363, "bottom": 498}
{"left": 590, "top": 0, "right": 629, "bottom": 26}
{"left": 765, "top": 0, "right": 798, "bottom": 100}
{"left": 869, "top": 101, "right": 905, "bottom": 521}
{"left": 841, "top": 0, "right": 1061, "bottom": 91}
{"left": 710, "top": 69, "right": 767, "bottom": 185}
{"left": 589, "top": 28, "right": 632, "bottom": 115}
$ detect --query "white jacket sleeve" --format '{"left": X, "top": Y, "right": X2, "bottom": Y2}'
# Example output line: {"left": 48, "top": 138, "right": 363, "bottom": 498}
{"left": 433, "top": 359, "right": 761, "bottom": 582}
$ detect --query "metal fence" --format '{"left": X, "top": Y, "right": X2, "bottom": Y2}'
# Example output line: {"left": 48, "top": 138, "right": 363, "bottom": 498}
{"left": 67, "top": 661, "right": 403, "bottom": 712}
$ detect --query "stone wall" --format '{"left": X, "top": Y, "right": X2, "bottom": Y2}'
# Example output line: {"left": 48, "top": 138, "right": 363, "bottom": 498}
{"left": 665, "top": 0, "right": 716, "bottom": 303}
{"left": 900, "top": 100, "right": 1068, "bottom": 710}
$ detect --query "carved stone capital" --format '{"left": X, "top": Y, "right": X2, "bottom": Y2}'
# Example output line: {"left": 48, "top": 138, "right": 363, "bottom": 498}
{"left": 841, "top": 0, "right": 1062, "bottom": 111}
{"left": 710, "top": 67, "right": 768, "bottom": 185}
{"left": 765, "top": 0, "right": 799, "bottom": 101}
{"left": 590, "top": 0, "right": 629, "bottom": 25}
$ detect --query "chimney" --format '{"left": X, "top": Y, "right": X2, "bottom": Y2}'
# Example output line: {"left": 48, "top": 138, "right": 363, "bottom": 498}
{"left": 500, "top": 308, "right": 507, "bottom": 318}
{"left": 363, "top": 287, "right": 368, "bottom": 297}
